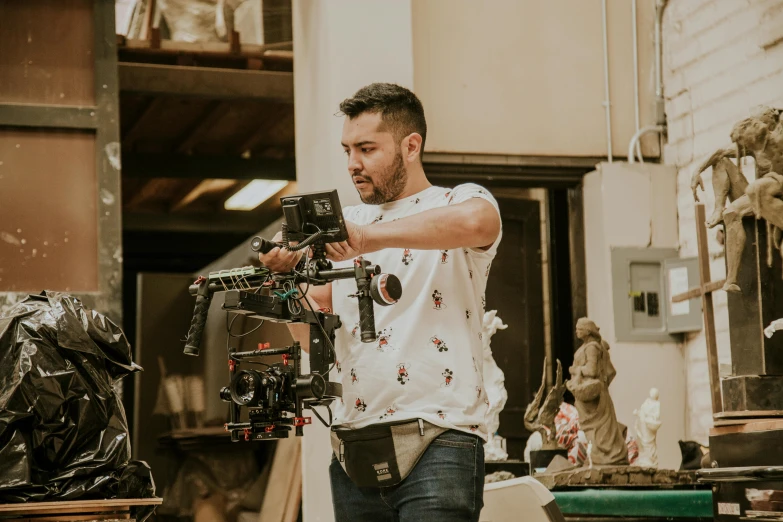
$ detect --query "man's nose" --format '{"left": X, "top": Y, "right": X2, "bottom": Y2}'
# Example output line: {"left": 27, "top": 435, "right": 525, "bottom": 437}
{"left": 347, "top": 151, "right": 362, "bottom": 173}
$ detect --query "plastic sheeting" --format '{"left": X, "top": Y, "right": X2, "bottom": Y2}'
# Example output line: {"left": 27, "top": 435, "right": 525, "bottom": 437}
{"left": 0, "top": 292, "right": 155, "bottom": 518}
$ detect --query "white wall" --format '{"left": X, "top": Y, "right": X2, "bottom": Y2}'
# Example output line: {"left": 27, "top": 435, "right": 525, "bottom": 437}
{"left": 662, "top": 0, "right": 783, "bottom": 444}
{"left": 583, "top": 162, "right": 685, "bottom": 470}
{"left": 293, "top": 1, "right": 414, "bottom": 520}
{"left": 412, "top": 0, "right": 660, "bottom": 158}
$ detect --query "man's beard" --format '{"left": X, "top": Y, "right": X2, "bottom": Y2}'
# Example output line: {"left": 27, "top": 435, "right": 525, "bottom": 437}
{"left": 358, "top": 152, "right": 407, "bottom": 205}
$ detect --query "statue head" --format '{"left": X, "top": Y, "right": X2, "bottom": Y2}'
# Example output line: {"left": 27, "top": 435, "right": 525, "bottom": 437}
{"left": 649, "top": 387, "right": 659, "bottom": 400}
{"left": 575, "top": 317, "right": 601, "bottom": 342}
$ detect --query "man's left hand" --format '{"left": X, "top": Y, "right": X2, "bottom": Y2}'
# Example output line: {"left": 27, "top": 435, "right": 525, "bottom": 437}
{"left": 325, "top": 221, "right": 367, "bottom": 262}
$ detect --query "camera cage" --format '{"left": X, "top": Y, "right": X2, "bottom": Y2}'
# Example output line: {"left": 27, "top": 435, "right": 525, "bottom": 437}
{"left": 183, "top": 190, "right": 402, "bottom": 441}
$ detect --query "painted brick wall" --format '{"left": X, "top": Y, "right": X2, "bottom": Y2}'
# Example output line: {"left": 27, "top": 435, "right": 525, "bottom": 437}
{"left": 662, "top": 0, "right": 783, "bottom": 443}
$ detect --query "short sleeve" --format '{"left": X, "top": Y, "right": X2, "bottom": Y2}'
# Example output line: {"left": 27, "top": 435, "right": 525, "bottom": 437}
{"left": 447, "top": 183, "right": 502, "bottom": 256}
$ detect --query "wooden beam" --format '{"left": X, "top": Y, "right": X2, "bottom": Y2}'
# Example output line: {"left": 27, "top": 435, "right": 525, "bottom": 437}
{"left": 672, "top": 279, "right": 726, "bottom": 303}
{"left": 119, "top": 38, "right": 292, "bottom": 56}
{"left": 123, "top": 97, "right": 165, "bottom": 148}
{"left": 236, "top": 103, "right": 291, "bottom": 154}
{"left": 0, "top": 104, "right": 98, "bottom": 129}
{"left": 124, "top": 211, "right": 268, "bottom": 234}
{"left": 695, "top": 203, "right": 723, "bottom": 415}
{"left": 118, "top": 63, "right": 294, "bottom": 102}
{"left": 169, "top": 179, "right": 238, "bottom": 212}
{"left": 175, "top": 101, "right": 227, "bottom": 154}
{"left": 122, "top": 153, "right": 296, "bottom": 181}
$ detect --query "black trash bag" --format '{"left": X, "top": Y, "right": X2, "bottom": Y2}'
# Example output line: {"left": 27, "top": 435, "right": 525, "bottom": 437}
{"left": 0, "top": 292, "right": 156, "bottom": 516}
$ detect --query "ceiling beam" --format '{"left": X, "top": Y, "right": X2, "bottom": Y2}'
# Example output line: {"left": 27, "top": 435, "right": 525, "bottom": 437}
{"left": 175, "top": 101, "right": 227, "bottom": 154}
{"left": 118, "top": 63, "right": 294, "bottom": 102}
{"left": 123, "top": 211, "right": 273, "bottom": 234}
{"left": 121, "top": 153, "right": 296, "bottom": 181}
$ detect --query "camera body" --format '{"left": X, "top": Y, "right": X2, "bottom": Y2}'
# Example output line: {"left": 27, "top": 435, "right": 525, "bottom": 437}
{"left": 184, "top": 190, "right": 402, "bottom": 441}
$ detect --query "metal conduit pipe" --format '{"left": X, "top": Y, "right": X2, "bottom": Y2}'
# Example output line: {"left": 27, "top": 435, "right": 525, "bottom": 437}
{"left": 628, "top": 0, "right": 668, "bottom": 163}
{"left": 601, "top": 0, "right": 613, "bottom": 162}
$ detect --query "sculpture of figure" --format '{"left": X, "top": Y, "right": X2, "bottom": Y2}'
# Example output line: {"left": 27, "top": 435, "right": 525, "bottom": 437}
{"left": 524, "top": 358, "right": 567, "bottom": 450}
{"left": 690, "top": 106, "right": 783, "bottom": 292}
{"left": 481, "top": 310, "right": 509, "bottom": 460}
{"left": 634, "top": 388, "right": 662, "bottom": 468}
{"left": 587, "top": 441, "right": 594, "bottom": 469}
{"left": 566, "top": 318, "right": 629, "bottom": 465}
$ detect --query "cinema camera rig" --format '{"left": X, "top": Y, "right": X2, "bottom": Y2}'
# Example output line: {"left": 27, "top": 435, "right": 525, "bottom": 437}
{"left": 183, "top": 190, "right": 402, "bottom": 441}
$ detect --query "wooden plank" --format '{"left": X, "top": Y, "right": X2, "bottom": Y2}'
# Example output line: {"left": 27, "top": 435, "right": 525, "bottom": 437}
{"left": 170, "top": 179, "right": 238, "bottom": 212}
{"left": 121, "top": 153, "right": 296, "bottom": 181}
{"left": 0, "top": 498, "right": 162, "bottom": 513}
{"left": 568, "top": 186, "right": 588, "bottom": 351}
{"left": 122, "top": 97, "right": 165, "bottom": 148}
{"left": 713, "top": 409, "right": 783, "bottom": 419}
{"left": 0, "top": 104, "right": 98, "bottom": 129}
{"left": 120, "top": 38, "right": 292, "bottom": 56}
{"left": 696, "top": 204, "right": 723, "bottom": 415}
{"left": 175, "top": 101, "right": 228, "bottom": 154}
{"left": 711, "top": 418, "right": 783, "bottom": 435}
{"left": 671, "top": 279, "right": 725, "bottom": 303}
{"left": 118, "top": 63, "right": 294, "bottom": 102}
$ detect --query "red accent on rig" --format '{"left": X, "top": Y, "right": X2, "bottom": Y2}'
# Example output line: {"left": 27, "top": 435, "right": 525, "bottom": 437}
{"left": 295, "top": 417, "right": 312, "bottom": 427}
{"left": 262, "top": 280, "right": 274, "bottom": 287}
{"left": 318, "top": 307, "right": 332, "bottom": 314}
{"left": 194, "top": 275, "right": 206, "bottom": 285}
{"left": 228, "top": 359, "right": 236, "bottom": 372}
{"left": 265, "top": 425, "right": 276, "bottom": 433}
{"left": 354, "top": 257, "right": 362, "bottom": 266}
{"left": 258, "top": 342, "right": 271, "bottom": 350}
{"left": 243, "top": 428, "right": 251, "bottom": 441}
{"left": 282, "top": 354, "right": 289, "bottom": 366}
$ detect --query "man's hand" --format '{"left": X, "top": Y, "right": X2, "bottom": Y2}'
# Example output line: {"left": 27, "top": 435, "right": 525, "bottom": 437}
{"left": 257, "top": 231, "right": 303, "bottom": 272}
{"left": 325, "top": 221, "right": 367, "bottom": 262}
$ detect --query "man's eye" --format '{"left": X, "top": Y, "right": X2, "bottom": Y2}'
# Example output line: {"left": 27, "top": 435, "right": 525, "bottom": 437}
{"left": 343, "top": 149, "right": 349, "bottom": 156}
{"left": 362, "top": 148, "right": 373, "bottom": 153}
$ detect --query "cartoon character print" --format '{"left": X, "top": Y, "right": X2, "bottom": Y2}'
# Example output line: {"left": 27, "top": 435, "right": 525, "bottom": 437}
{"left": 441, "top": 369, "right": 454, "bottom": 387}
{"left": 478, "top": 332, "right": 483, "bottom": 341}
{"left": 481, "top": 295, "right": 486, "bottom": 311}
{"left": 371, "top": 214, "right": 384, "bottom": 225}
{"left": 350, "top": 322, "right": 359, "bottom": 339}
{"left": 475, "top": 386, "right": 482, "bottom": 399}
{"left": 440, "top": 250, "right": 449, "bottom": 264}
{"left": 466, "top": 309, "right": 472, "bottom": 321}
{"left": 379, "top": 403, "right": 397, "bottom": 420}
{"left": 485, "top": 262, "right": 492, "bottom": 277}
{"left": 350, "top": 368, "right": 358, "bottom": 384}
{"left": 415, "top": 198, "right": 420, "bottom": 204}
{"left": 472, "top": 356, "right": 478, "bottom": 373}
{"left": 469, "top": 269, "right": 473, "bottom": 279}
{"left": 463, "top": 248, "right": 469, "bottom": 256}
{"left": 355, "top": 398, "right": 367, "bottom": 412}
{"left": 429, "top": 335, "right": 448, "bottom": 352}
{"left": 336, "top": 360, "right": 342, "bottom": 374}
{"left": 376, "top": 327, "right": 394, "bottom": 352}
{"left": 396, "top": 363, "right": 409, "bottom": 385}
{"left": 432, "top": 290, "right": 445, "bottom": 310}
{"left": 437, "top": 410, "right": 447, "bottom": 420}
{"left": 469, "top": 424, "right": 480, "bottom": 432}
{"left": 402, "top": 249, "right": 414, "bottom": 265}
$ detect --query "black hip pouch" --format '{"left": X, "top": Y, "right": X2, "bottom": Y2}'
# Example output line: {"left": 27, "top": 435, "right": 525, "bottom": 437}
{"left": 331, "top": 419, "right": 446, "bottom": 488}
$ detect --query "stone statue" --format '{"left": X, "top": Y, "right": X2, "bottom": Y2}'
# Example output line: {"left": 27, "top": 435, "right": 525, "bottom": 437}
{"left": 634, "top": 388, "right": 662, "bottom": 468}
{"left": 566, "top": 318, "right": 629, "bottom": 466}
{"left": 524, "top": 358, "right": 567, "bottom": 450}
{"left": 690, "top": 106, "right": 783, "bottom": 292}
{"left": 482, "top": 310, "right": 509, "bottom": 460}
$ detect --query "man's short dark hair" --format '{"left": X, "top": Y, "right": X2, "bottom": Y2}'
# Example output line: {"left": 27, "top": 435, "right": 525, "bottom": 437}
{"left": 339, "top": 83, "right": 427, "bottom": 152}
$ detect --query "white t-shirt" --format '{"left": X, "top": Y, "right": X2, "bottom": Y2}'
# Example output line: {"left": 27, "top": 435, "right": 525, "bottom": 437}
{"left": 328, "top": 183, "right": 502, "bottom": 441}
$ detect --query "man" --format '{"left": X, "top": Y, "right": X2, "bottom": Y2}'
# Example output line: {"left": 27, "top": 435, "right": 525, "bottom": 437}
{"left": 259, "top": 83, "right": 502, "bottom": 521}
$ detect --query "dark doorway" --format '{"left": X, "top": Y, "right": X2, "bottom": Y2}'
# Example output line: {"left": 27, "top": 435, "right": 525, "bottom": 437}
{"left": 486, "top": 197, "right": 546, "bottom": 460}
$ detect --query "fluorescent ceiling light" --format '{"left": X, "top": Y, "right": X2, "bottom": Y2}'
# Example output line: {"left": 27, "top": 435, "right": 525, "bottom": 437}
{"left": 224, "top": 180, "right": 289, "bottom": 210}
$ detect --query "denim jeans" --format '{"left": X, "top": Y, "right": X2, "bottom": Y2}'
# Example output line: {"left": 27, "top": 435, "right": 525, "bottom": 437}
{"left": 329, "top": 429, "right": 485, "bottom": 522}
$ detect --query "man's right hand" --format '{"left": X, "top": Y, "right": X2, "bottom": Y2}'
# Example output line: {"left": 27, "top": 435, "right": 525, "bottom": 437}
{"left": 258, "top": 231, "right": 303, "bottom": 272}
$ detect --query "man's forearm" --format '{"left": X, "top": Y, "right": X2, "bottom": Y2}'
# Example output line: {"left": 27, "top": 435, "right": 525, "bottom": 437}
{"left": 362, "top": 198, "right": 500, "bottom": 253}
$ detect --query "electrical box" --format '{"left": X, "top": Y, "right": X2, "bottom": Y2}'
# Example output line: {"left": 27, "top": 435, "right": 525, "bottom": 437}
{"left": 611, "top": 248, "right": 703, "bottom": 342}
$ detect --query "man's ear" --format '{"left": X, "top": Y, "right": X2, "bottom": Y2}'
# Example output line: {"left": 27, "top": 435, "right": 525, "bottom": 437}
{"left": 401, "top": 133, "right": 423, "bottom": 163}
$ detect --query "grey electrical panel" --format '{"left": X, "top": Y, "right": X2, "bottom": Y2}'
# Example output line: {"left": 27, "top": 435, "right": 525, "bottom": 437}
{"left": 611, "top": 247, "right": 701, "bottom": 342}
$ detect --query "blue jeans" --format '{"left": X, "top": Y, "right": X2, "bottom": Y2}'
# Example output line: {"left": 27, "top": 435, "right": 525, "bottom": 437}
{"left": 329, "top": 429, "right": 485, "bottom": 522}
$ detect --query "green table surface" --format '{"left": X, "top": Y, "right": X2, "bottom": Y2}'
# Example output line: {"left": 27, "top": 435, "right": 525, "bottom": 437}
{"left": 552, "top": 489, "right": 713, "bottom": 518}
